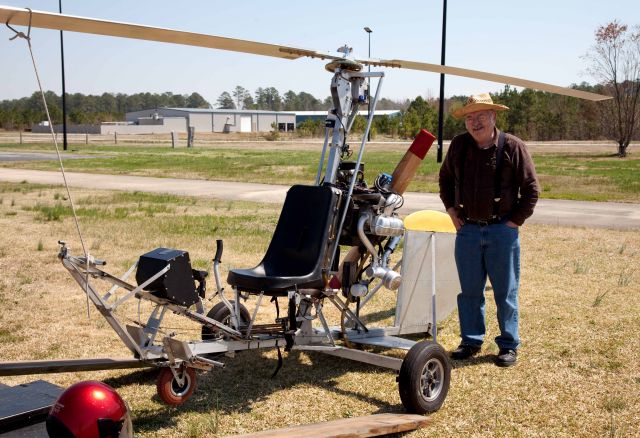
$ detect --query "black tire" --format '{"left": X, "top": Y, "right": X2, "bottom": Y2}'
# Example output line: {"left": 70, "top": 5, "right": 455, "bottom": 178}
{"left": 201, "top": 300, "right": 251, "bottom": 340}
{"left": 398, "top": 341, "right": 451, "bottom": 414}
{"left": 156, "top": 366, "right": 197, "bottom": 405}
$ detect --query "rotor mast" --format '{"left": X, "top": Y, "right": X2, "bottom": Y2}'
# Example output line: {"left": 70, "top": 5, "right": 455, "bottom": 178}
{"left": 321, "top": 46, "right": 383, "bottom": 185}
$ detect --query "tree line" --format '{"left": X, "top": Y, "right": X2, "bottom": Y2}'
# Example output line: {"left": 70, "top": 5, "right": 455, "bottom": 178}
{"left": 215, "top": 85, "right": 406, "bottom": 112}
{"left": 186, "top": 21, "right": 640, "bottom": 156}
{"left": 0, "top": 84, "right": 636, "bottom": 143}
{"left": 0, "top": 91, "right": 209, "bottom": 129}
{"left": 298, "top": 83, "right": 638, "bottom": 143}
{"left": 1, "top": 21, "right": 637, "bottom": 153}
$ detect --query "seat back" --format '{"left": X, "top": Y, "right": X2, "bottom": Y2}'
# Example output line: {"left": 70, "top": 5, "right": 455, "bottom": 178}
{"left": 261, "top": 185, "right": 340, "bottom": 279}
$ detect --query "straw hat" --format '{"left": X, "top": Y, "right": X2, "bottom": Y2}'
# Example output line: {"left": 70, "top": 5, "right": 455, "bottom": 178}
{"left": 452, "top": 93, "right": 509, "bottom": 119}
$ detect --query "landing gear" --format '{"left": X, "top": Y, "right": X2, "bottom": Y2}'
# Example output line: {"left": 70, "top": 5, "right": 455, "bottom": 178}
{"left": 156, "top": 366, "right": 197, "bottom": 405}
{"left": 398, "top": 341, "right": 450, "bottom": 414}
{"left": 201, "top": 301, "right": 250, "bottom": 340}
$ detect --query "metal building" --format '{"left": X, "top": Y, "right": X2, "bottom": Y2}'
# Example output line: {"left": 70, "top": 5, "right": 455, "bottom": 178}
{"left": 295, "top": 109, "right": 401, "bottom": 124}
{"left": 125, "top": 108, "right": 296, "bottom": 133}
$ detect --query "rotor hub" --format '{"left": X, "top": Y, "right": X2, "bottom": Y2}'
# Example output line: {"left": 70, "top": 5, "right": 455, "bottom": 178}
{"left": 325, "top": 58, "right": 363, "bottom": 73}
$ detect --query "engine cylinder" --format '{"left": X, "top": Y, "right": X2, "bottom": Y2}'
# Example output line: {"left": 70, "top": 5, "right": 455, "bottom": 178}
{"left": 370, "top": 215, "right": 404, "bottom": 237}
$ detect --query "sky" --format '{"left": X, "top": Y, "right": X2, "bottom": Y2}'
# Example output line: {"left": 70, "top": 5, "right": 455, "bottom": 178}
{"left": 1, "top": 0, "right": 639, "bottom": 105}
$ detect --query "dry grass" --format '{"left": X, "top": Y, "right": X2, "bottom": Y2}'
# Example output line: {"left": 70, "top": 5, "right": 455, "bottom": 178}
{"left": 0, "top": 182, "right": 638, "bottom": 437}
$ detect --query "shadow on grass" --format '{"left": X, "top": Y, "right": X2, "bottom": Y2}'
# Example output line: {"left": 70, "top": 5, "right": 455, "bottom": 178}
{"left": 450, "top": 353, "right": 497, "bottom": 369}
{"left": 103, "top": 348, "right": 404, "bottom": 434}
{"left": 361, "top": 307, "right": 396, "bottom": 324}
{"left": 103, "top": 368, "right": 158, "bottom": 388}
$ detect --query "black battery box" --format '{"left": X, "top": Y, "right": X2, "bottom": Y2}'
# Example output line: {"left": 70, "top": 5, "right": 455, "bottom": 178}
{"left": 135, "top": 247, "right": 198, "bottom": 307}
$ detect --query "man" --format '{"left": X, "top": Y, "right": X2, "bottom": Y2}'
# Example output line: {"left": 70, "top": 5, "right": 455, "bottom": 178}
{"left": 439, "top": 93, "right": 539, "bottom": 367}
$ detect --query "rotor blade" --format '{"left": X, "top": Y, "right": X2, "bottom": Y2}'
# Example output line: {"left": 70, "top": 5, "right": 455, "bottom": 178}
{"left": 1, "top": 5, "right": 611, "bottom": 102}
{"left": 0, "top": 5, "right": 337, "bottom": 61}
{"left": 359, "top": 58, "right": 611, "bottom": 101}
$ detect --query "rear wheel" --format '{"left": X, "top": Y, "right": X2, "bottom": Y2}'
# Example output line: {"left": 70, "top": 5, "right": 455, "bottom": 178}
{"left": 398, "top": 341, "right": 450, "bottom": 414}
{"left": 156, "top": 366, "right": 196, "bottom": 405}
{"left": 201, "top": 300, "right": 251, "bottom": 340}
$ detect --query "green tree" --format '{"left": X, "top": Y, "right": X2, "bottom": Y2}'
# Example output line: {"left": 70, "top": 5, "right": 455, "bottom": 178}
{"left": 296, "top": 118, "right": 324, "bottom": 137}
{"left": 255, "top": 87, "right": 282, "bottom": 110}
{"left": 216, "top": 91, "right": 235, "bottom": 109}
{"left": 376, "top": 97, "right": 409, "bottom": 110}
{"left": 186, "top": 92, "right": 209, "bottom": 108}
{"left": 297, "top": 91, "right": 321, "bottom": 110}
{"left": 399, "top": 96, "right": 438, "bottom": 138}
{"left": 98, "top": 92, "right": 117, "bottom": 114}
{"left": 282, "top": 90, "right": 322, "bottom": 111}
{"left": 443, "top": 114, "right": 465, "bottom": 139}
{"left": 351, "top": 114, "right": 367, "bottom": 133}
{"left": 168, "top": 92, "right": 187, "bottom": 108}
{"left": 283, "top": 90, "right": 298, "bottom": 111}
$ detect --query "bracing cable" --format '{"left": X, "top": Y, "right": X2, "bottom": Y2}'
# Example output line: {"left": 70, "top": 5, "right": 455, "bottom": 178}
{"left": 7, "top": 11, "right": 92, "bottom": 316}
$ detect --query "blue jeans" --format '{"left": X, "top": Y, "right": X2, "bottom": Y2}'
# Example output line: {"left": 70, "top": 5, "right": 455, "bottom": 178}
{"left": 454, "top": 221, "right": 520, "bottom": 350}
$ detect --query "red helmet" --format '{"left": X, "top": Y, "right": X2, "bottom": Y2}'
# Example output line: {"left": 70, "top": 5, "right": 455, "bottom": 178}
{"left": 46, "top": 381, "right": 133, "bottom": 438}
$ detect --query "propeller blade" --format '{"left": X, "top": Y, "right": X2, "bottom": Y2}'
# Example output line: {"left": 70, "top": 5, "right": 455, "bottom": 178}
{"left": 359, "top": 58, "right": 610, "bottom": 102}
{"left": 1, "top": 5, "right": 611, "bottom": 101}
{"left": 0, "top": 5, "right": 336, "bottom": 61}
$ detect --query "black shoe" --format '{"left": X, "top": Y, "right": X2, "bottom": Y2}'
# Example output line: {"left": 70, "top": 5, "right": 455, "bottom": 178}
{"left": 495, "top": 348, "right": 517, "bottom": 367}
{"left": 450, "top": 344, "right": 481, "bottom": 360}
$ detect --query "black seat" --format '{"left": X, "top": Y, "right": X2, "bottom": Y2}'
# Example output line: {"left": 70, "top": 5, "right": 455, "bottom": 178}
{"left": 227, "top": 185, "right": 341, "bottom": 296}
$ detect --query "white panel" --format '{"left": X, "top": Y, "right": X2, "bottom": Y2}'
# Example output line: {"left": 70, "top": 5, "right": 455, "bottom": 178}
{"left": 395, "top": 231, "right": 459, "bottom": 335}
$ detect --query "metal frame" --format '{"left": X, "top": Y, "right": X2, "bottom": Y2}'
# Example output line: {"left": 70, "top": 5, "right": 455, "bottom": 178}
{"left": 6, "top": 61, "right": 450, "bottom": 411}
{"left": 57, "top": 241, "right": 408, "bottom": 371}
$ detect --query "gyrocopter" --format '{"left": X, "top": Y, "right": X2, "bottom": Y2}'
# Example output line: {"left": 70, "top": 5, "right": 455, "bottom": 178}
{"left": 0, "top": 4, "right": 610, "bottom": 416}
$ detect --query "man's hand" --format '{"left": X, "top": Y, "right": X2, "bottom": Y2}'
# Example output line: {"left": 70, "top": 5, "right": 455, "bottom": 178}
{"left": 506, "top": 220, "right": 519, "bottom": 229}
{"left": 447, "top": 207, "right": 465, "bottom": 231}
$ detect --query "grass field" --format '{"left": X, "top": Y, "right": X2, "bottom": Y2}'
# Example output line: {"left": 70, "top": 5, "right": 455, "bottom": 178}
{"left": 0, "top": 181, "right": 638, "bottom": 437}
{"left": 0, "top": 141, "right": 639, "bottom": 202}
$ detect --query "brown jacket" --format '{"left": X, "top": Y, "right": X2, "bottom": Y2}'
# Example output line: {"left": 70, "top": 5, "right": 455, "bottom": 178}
{"left": 439, "top": 129, "right": 539, "bottom": 226}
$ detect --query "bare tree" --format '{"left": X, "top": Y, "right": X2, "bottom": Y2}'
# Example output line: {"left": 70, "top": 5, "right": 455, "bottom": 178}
{"left": 585, "top": 21, "right": 640, "bottom": 157}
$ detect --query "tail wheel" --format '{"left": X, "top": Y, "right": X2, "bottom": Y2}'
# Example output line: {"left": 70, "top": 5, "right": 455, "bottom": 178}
{"left": 398, "top": 341, "right": 451, "bottom": 414}
{"left": 157, "top": 366, "right": 197, "bottom": 405}
{"left": 201, "top": 300, "right": 251, "bottom": 340}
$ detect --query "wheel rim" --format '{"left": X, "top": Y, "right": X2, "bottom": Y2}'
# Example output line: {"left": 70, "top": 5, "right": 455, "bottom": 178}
{"left": 170, "top": 371, "right": 191, "bottom": 397}
{"left": 419, "top": 358, "right": 445, "bottom": 402}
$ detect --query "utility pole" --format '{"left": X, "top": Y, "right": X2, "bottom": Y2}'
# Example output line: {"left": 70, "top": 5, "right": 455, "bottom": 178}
{"left": 364, "top": 27, "right": 372, "bottom": 142}
{"left": 59, "top": 0, "right": 68, "bottom": 151}
{"left": 437, "top": 0, "right": 447, "bottom": 162}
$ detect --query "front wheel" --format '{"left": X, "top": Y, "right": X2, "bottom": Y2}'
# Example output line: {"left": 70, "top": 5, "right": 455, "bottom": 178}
{"left": 156, "top": 366, "right": 197, "bottom": 405}
{"left": 398, "top": 341, "right": 450, "bottom": 414}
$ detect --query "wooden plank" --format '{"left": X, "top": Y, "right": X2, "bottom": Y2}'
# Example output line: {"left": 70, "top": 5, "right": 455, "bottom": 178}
{"left": 0, "top": 358, "right": 154, "bottom": 377}
{"left": 224, "top": 413, "right": 429, "bottom": 438}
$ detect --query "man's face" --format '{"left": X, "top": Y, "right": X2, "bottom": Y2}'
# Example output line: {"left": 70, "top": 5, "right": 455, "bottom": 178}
{"left": 464, "top": 110, "right": 496, "bottom": 146}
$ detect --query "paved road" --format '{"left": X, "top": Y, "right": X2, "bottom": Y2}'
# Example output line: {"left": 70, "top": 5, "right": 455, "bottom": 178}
{"left": 0, "top": 168, "right": 638, "bottom": 230}
{"left": 0, "top": 151, "right": 95, "bottom": 161}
